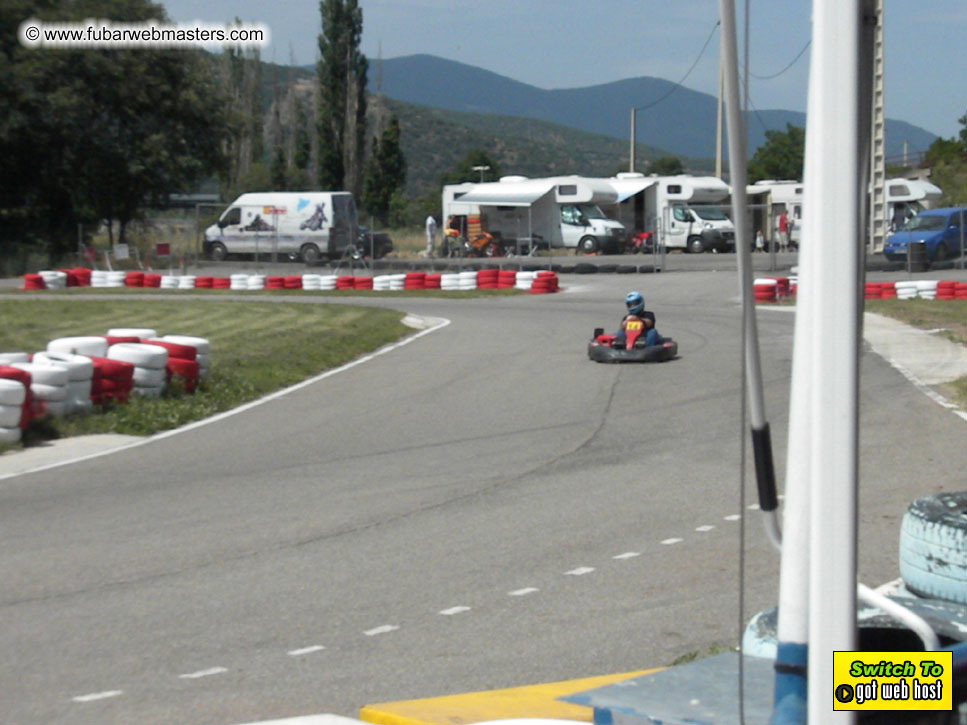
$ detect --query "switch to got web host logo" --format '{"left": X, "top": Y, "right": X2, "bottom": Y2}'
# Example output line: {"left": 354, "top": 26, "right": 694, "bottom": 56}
{"left": 833, "top": 651, "right": 952, "bottom": 712}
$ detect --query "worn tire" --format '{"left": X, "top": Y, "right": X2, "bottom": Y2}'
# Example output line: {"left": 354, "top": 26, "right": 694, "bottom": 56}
{"left": 578, "top": 236, "right": 599, "bottom": 254}
{"left": 687, "top": 235, "right": 705, "bottom": 254}
{"left": 209, "top": 242, "right": 228, "bottom": 262}
{"left": 300, "top": 243, "right": 322, "bottom": 264}
{"left": 899, "top": 492, "right": 967, "bottom": 604}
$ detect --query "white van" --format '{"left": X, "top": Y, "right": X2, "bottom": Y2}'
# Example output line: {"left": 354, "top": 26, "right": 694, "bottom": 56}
{"left": 203, "top": 192, "right": 358, "bottom": 263}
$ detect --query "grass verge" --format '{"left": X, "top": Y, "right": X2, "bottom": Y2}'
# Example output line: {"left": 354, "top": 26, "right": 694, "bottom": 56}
{"left": 0, "top": 299, "right": 410, "bottom": 445}
{"left": 866, "top": 299, "right": 967, "bottom": 407}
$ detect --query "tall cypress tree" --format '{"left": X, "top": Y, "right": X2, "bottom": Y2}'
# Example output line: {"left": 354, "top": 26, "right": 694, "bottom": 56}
{"left": 362, "top": 115, "right": 406, "bottom": 225}
{"left": 317, "top": 0, "right": 368, "bottom": 193}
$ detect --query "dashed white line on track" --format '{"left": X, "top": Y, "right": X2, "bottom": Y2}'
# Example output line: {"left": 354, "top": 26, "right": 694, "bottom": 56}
{"left": 724, "top": 514, "right": 741, "bottom": 521}
{"left": 364, "top": 625, "right": 399, "bottom": 636}
{"left": 439, "top": 606, "right": 471, "bottom": 616}
{"left": 288, "top": 645, "right": 326, "bottom": 656}
{"left": 508, "top": 587, "right": 539, "bottom": 596}
{"left": 661, "top": 537, "right": 684, "bottom": 545}
{"left": 695, "top": 525, "right": 715, "bottom": 532}
{"left": 72, "top": 690, "right": 122, "bottom": 703}
{"left": 178, "top": 667, "right": 227, "bottom": 680}
{"left": 613, "top": 552, "right": 641, "bottom": 560}
{"left": 564, "top": 567, "right": 595, "bottom": 576}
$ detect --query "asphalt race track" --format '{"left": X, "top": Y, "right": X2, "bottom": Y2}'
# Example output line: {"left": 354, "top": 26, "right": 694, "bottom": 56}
{"left": 2, "top": 271, "right": 965, "bottom": 724}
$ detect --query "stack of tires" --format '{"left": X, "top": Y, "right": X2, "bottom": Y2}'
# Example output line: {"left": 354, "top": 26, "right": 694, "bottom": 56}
{"left": 529, "top": 271, "right": 559, "bottom": 294}
{"left": 39, "top": 271, "right": 68, "bottom": 289}
{"left": 143, "top": 339, "right": 199, "bottom": 393}
{"left": 458, "top": 271, "right": 477, "bottom": 290}
{"left": 247, "top": 275, "right": 265, "bottom": 291}
{"left": 265, "top": 276, "right": 286, "bottom": 290}
{"left": 476, "top": 269, "right": 499, "bottom": 289}
{"left": 10, "top": 360, "right": 70, "bottom": 417}
{"left": 89, "top": 357, "right": 134, "bottom": 405}
{"left": 0, "top": 375, "right": 29, "bottom": 444}
{"left": 177, "top": 275, "right": 196, "bottom": 290}
{"left": 440, "top": 273, "right": 461, "bottom": 291}
{"left": 47, "top": 335, "right": 109, "bottom": 358}
{"left": 403, "top": 273, "right": 425, "bottom": 290}
{"left": 107, "top": 343, "right": 168, "bottom": 398}
{"left": 753, "top": 278, "right": 778, "bottom": 303}
{"left": 195, "top": 276, "right": 214, "bottom": 289}
{"left": 212, "top": 277, "right": 231, "bottom": 289}
{"left": 336, "top": 276, "right": 355, "bottom": 290}
{"left": 937, "top": 280, "right": 957, "bottom": 301}
{"left": 497, "top": 270, "right": 517, "bottom": 289}
{"left": 894, "top": 281, "right": 919, "bottom": 300}
{"left": 283, "top": 275, "right": 302, "bottom": 290}
{"left": 354, "top": 276, "right": 374, "bottom": 290}
{"left": 424, "top": 274, "right": 442, "bottom": 290}
{"left": 864, "top": 281, "right": 885, "bottom": 300}
{"left": 22, "top": 274, "right": 45, "bottom": 290}
{"left": 515, "top": 271, "right": 536, "bottom": 291}
{"left": 956, "top": 283, "right": 967, "bottom": 301}
{"left": 159, "top": 335, "right": 210, "bottom": 380}
{"left": 32, "top": 352, "right": 94, "bottom": 415}
{"left": 230, "top": 273, "right": 250, "bottom": 291}
{"left": 125, "top": 271, "right": 144, "bottom": 288}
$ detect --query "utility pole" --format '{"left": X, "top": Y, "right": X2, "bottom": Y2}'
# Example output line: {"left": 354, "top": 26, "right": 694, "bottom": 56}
{"left": 868, "top": 0, "right": 886, "bottom": 253}
{"left": 629, "top": 107, "right": 636, "bottom": 173}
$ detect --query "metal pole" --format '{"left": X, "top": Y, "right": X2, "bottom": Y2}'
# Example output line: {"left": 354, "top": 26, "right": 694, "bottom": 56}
{"left": 629, "top": 108, "right": 636, "bottom": 173}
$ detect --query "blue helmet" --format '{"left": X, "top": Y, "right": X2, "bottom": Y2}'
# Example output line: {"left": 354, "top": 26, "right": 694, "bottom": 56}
{"left": 625, "top": 291, "right": 644, "bottom": 315}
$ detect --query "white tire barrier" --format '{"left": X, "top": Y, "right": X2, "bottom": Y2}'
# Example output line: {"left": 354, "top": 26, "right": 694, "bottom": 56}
{"left": 47, "top": 336, "right": 109, "bottom": 357}
{"left": 160, "top": 275, "right": 179, "bottom": 289}
{"left": 247, "top": 275, "right": 265, "bottom": 290}
{"left": 0, "top": 379, "right": 27, "bottom": 406}
{"left": 39, "top": 270, "right": 68, "bottom": 289}
{"left": 318, "top": 275, "right": 337, "bottom": 290}
{"left": 132, "top": 366, "right": 166, "bottom": 387}
{"left": 230, "top": 273, "right": 250, "bottom": 290}
{"left": 10, "top": 361, "right": 69, "bottom": 387}
{"left": 440, "top": 273, "right": 461, "bottom": 291}
{"left": 302, "top": 274, "right": 322, "bottom": 291}
{"left": 0, "top": 426, "right": 21, "bottom": 444}
{"left": 32, "top": 352, "right": 94, "bottom": 381}
{"left": 132, "top": 384, "right": 164, "bottom": 398}
{"left": 0, "top": 404, "right": 22, "bottom": 428}
{"left": 177, "top": 275, "right": 197, "bottom": 290}
{"left": 515, "top": 271, "right": 536, "bottom": 290}
{"left": 107, "top": 343, "right": 168, "bottom": 369}
{"left": 0, "top": 352, "right": 30, "bottom": 365}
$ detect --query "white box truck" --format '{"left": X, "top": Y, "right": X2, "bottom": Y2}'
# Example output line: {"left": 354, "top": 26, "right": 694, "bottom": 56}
{"left": 609, "top": 173, "right": 736, "bottom": 253}
{"left": 203, "top": 191, "right": 359, "bottom": 263}
{"left": 442, "top": 176, "right": 628, "bottom": 254}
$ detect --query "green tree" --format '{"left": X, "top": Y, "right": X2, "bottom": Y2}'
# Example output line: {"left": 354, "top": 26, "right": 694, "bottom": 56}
{"left": 317, "top": 0, "right": 368, "bottom": 193}
{"left": 748, "top": 124, "right": 805, "bottom": 183}
{"left": 650, "top": 156, "right": 684, "bottom": 175}
{"left": 439, "top": 150, "right": 503, "bottom": 186}
{"left": 361, "top": 116, "right": 406, "bottom": 225}
{"left": 926, "top": 111, "right": 967, "bottom": 206}
{"left": 0, "top": 0, "right": 231, "bottom": 257}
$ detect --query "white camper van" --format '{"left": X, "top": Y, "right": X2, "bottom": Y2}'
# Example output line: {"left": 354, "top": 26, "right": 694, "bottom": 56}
{"left": 442, "top": 176, "right": 628, "bottom": 254}
{"left": 746, "top": 180, "right": 802, "bottom": 249}
{"left": 885, "top": 177, "right": 942, "bottom": 229}
{"left": 610, "top": 173, "right": 736, "bottom": 253}
{"left": 203, "top": 192, "right": 358, "bottom": 263}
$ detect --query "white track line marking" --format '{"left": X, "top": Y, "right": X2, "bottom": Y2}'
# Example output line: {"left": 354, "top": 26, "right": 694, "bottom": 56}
{"left": 0, "top": 316, "right": 451, "bottom": 482}
{"left": 747, "top": 503, "right": 761, "bottom": 510}
{"left": 695, "top": 525, "right": 715, "bottom": 532}
{"left": 724, "top": 514, "right": 741, "bottom": 521}
{"left": 288, "top": 645, "right": 326, "bottom": 656}
{"left": 72, "top": 690, "right": 122, "bottom": 703}
{"left": 508, "top": 587, "right": 539, "bottom": 596}
{"left": 363, "top": 625, "right": 399, "bottom": 636}
{"left": 564, "top": 567, "right": 595, "bottom": 576}
{"left": 613, "top": 552, "right": 641, "bottom": 560}
{"left": 661, "top": 538, "right": 683, "bottom": 545}
{"left": 439, "top": 606, "right": 471, "bottom": 616}
{"left": 179, "top": 667, "right": 227, "bottom": 680}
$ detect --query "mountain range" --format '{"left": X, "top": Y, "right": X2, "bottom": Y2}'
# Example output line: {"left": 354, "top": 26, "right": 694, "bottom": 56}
{"left": 372, "top": 54, "right": 937, "bottom": 164}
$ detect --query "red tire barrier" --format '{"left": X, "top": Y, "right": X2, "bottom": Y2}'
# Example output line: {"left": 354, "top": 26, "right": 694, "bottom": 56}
{"left": 336, "top": 276, "right": 355, "bottom": 290}
{"left": 23, "top": 274, "right": 46, "bottom": 290}
{"left": 0, "top": 366, "right": 33, "bottom": 428}
{"left": 212, "top": 277, "right": 231, "bottom": 289}
{"left": 424, "top": 274, "right": 442, "bottom": 289}
{"left": 497, "top": 270, "right": 517, "bottom": 289}
{"left": 404, "top": 272, "right": 426, "bottom": 290}
{"left": 143, "top": 273, "right": 162, "bottom": 288}
{"left": 265, "top": 276, "right": 286, "bottom": 290}
{"left": 71, "top": 268, "right": 92, "bottom": 287}
{"left": 284, "top": 275, "right": 303, "bottom": 289}
{"left": 124, "top": 271, "right": 144, "bottom": 288}
{"left": 102, "top": 335, "right": 140, "bottom": 346}
{"left": 354, "top": 277, "right": 374, "bottom": 290}
{"left": 166, "top": 357, "right": 199, "bottom": 394}
{"left": 956, "top": 283, "right": 967, "bottom": 301}
{"left": 140, "top": 339, "right": 196, "bottom": 361}
{"left": 195, "top": 276, "right": 214, "bottom": 289}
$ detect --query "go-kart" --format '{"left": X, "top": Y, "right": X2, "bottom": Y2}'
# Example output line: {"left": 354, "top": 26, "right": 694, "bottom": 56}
{"left": 587, "top": 313, "right": 678, "bottom": 363}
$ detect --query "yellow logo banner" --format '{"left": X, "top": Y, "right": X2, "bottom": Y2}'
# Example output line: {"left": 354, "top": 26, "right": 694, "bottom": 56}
{"left": 833, "top": 651, "right": 952, "bottom": 711}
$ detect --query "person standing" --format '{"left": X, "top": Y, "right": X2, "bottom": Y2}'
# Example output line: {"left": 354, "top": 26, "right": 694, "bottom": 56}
{"left": 425, "top": 214, "right": 437, "bottom": 257}
{"left": 778, "top": 211, "right": 789, "bottom": 252}
{"left": 755, "top": 229, "right": 765, "bottom": 253}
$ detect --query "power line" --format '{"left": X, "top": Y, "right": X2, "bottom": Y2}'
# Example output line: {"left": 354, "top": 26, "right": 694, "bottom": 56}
{"left": 750, "top": 40, "right": 810, "bottom": 80}
{"left": 634, "top": 20, "right": 721, "bottom": 112}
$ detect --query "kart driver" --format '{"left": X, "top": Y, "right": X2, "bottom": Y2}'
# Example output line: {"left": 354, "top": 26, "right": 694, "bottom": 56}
{"left": 614, "top": 291, "right": 661, "bottom": 348}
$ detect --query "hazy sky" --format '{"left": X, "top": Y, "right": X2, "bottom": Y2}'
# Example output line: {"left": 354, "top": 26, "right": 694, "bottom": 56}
{"left": 162, "top": 0, "right": 966, "bottom": 145}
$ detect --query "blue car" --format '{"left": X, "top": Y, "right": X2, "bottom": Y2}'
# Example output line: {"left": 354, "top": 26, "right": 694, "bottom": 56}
{"left": 883, "top": 207, "right": 967, "bottom": 262}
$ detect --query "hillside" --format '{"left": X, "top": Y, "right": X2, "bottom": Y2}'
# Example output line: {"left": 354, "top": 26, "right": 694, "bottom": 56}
{"left": 376, "top": 54, "right": 939, "bottom": 161}
{"left": 376, "top": 96, "right": 703, "bottom": 197}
